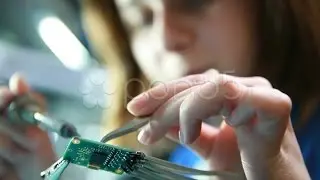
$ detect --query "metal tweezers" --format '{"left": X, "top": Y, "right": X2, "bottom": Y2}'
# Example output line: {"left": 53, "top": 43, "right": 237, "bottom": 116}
{"left": 100, "top": 117, "right": 150, "bottom": 143}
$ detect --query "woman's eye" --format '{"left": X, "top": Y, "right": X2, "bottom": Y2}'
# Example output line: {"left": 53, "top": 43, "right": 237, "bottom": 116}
{"left": 179, "top": 0, "right": 212, "bottom": 12}
{"left": 141, "top": 6, "right": 154, "bottom": 26}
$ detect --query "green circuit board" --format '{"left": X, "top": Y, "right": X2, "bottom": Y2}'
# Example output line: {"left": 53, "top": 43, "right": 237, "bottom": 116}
{"left": 62, "top": 137, "right": 138, "bottom": 175}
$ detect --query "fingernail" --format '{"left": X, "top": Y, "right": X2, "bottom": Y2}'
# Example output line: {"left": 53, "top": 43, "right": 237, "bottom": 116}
{"left": 127, "top": 93, "right": 149, "bottom": 114}
{"left": 133, "top": 93, "right": 149, "bottom": 102}
{"left": 138, "top": 130, "right": 151, "bottom": 145}
{"left": 9, "top": 73, "right": 29, "bottom": 95}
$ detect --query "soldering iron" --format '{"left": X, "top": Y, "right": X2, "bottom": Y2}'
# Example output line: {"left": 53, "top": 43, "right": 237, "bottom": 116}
{"left": 3, "top": 93, "right": 80, "bottom": 138}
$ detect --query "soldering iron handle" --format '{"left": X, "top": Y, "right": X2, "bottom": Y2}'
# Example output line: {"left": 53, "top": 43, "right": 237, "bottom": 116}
{"left": 3, "top": 93, "right": 42, "bottom": 125}
{"left": 2, "top": 93, "right": 80, "bottom": 138}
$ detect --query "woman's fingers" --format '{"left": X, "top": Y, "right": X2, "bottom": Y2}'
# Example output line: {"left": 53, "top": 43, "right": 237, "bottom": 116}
{"left": 226, "top": 83, "right": 291, "bottom": 131}
{"left": 9, "top": 73, "right": 46, "bottom": 112}
{"left": 0, "top": 88, "right": 14, "bottom": 109}
{"left": 179, "top": 81, "right": 226, "bottom": 144}
{"left": 0, "top": 74, "right": 56, "bottom": 180}
{"left": 0, "top": 74, "right": 36, "bottom": 158}
{"left": 228, "top": 89, "right": 293, "bottom": 180}
{"left": 230, "top": 76, "right": 272, "bottom": 88}
{"left": 177, "top": 76, "right": 290, "bottom": 146}
{"left": 0, "top": 159, "right": 6, "bottom": 177}
{"left": 167, "top": 121, "right": 242, "bottom": 172}
{"left": 128, "top": 72, "right": 295, "bottom": 179}
{"left": 227, "top": 85, "right": 291, "bottom": 159}
{"left": 0, "top": 159, "right": 19, "bottom": 180}
{"left": 135, "top": 76, "right": 234, "bottom": 145}
{"left": 131, "top": 74, "right": 290, "bottom": 146}
{"left": 0, "top": 73, "right": 30, "bottom": 112}
{"left": 129, "top": 72, "right": 289, "bottom": 152}
{"left": 0, "top": 121, "right": 34, "bottom": 166}
{"left": 128, "top": 74, "right": 214, "bottom": 116}
{"left": 9, "top": 73, "right": 30, "bottom": 95}
{"left": 137, "top": 86, "right": 200, "bottom": 144}
{"left": 128, "top": 73, "right": 271, "bottom": 117}
{"left": 166, "top": 123, "right": 220, "bottom": 159}
{"left": 0, "top": 134, "right": 29, "bottom": 165}
{"left": 0, "top": 121, "right": 35, "bottom": 152}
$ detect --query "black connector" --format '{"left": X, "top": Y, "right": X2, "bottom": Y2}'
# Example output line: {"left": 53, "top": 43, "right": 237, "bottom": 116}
{"left": 60, "top": 123, "right": 80, "bottom": 138}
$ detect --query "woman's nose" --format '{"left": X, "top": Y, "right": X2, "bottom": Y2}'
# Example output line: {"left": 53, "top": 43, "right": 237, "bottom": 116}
{"left": 161, "top": 13, "right": 195, "bottom": 53}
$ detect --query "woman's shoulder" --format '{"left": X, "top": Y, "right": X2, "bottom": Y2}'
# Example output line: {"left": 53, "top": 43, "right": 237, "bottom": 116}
{"left": 292, "top": 103, "right": 320, "bottom": 179}
{"left": 292, "top": 103, "right": 320, "bottom": 137}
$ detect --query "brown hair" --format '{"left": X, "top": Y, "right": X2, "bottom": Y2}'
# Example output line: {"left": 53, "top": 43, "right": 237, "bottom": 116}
{"left": 80, "top": 0, "right": 320, "bottom": 148}
{"left": 254, "top": 0, "right": 320, "bottom": 122}
{"left": 80, "top": 0, "right": 145, "bottom": 150}
{"left": 80, "top": 0, "right": 176, "bottom": 155}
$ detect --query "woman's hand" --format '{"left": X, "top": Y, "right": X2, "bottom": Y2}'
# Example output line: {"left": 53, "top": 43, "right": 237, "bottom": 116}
{"left": 0, "top": 74, "right": 56, "bottom": 180}
{"left": 127, "top": 70, "right": 310, "bottom": 180}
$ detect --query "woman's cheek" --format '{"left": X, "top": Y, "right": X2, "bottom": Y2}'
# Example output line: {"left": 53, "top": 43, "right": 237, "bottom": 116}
{"left": 131, "top": 32, "right": 160, "bottom": 81}
{"left": 131, "top": 31, "right": 188, "bottom": 82}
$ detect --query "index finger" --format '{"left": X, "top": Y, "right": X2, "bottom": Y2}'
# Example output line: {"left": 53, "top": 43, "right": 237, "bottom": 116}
{"left": 127, "top": 74, "right": 210, "bottom": 116}
{"left": 128, "top": 74, "right": 272, "bottom": 117}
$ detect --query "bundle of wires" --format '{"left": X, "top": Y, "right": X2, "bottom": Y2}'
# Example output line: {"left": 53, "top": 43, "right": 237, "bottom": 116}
{"left": 99, "top": 118, "right": 241, "bottom": 180}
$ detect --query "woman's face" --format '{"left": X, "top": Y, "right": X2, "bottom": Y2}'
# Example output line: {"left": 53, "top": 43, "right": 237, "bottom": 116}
{"left": 116, "top": 0, "right": 257, "bottom": 82}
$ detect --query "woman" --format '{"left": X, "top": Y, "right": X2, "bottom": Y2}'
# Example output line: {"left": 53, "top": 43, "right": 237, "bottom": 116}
{"left": 82, "top": 0, "right": 319, "bottom": 179}
{"left": 0, "top": 0, "right": 317, "bottom": 179}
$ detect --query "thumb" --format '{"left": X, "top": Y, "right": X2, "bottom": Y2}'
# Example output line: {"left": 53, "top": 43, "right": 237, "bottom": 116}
{"left": 166, "top": 122, "right": 241, "bottom": 171}
{"left": 166, "top": 123, "right": 220, "bottom": 159}
{"left": 9, "top": 73, "right": 30, "bottom": 95}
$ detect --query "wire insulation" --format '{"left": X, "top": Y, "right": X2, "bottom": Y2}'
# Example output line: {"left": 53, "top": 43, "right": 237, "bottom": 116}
{"left": 100, "top": 117, "right": 242, "bottom": 179}
{"left": 145, "top": 156, "right": 239, "bottom": 178}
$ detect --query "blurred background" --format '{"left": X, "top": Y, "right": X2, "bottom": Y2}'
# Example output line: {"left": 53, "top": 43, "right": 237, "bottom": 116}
{"left": 0, "top": 0, "right": 114, "bottom": 178}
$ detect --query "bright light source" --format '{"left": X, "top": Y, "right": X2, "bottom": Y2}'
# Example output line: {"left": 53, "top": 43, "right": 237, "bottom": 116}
{"left": 38, "top": 16, "right": 89, "bottom": 71}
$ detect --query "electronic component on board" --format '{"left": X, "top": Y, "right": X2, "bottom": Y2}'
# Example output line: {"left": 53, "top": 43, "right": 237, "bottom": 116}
{"left": 41, "top": 137, "right": 239, "bottom": 180}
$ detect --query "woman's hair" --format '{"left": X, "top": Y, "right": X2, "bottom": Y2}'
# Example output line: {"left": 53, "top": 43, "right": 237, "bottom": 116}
{"left": 254, "top": 0, "right": 320, "bottom": 122}
{"left": 81, "top": 0, "right": 146, "bottom": 149}
{"left": 80, "top": 0, "right": 320, "bottom": 147}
